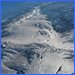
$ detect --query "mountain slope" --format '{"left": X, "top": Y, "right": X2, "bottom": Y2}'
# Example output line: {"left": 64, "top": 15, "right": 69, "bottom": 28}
{"left": 2, "top": 7, "right": 74, "bottom": 74}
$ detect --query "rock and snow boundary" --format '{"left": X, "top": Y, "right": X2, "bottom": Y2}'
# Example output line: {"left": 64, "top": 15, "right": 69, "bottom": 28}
{"left": 2, "top": 7, "right": 74, "bottom": 74}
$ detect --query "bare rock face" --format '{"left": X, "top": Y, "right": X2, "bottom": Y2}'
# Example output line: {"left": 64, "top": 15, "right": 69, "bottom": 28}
{"left": 2, "top": 6, "right": 74, "bottom": 74}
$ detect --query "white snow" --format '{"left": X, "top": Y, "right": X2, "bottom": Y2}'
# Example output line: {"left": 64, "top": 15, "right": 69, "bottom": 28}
{"left": 2, "top": 7, "right": 74, "bottom": 74}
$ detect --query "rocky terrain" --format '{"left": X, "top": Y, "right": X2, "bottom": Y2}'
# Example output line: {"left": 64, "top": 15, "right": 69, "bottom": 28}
{"left": 1, "top": 2, "right": 74, "bottom": 74}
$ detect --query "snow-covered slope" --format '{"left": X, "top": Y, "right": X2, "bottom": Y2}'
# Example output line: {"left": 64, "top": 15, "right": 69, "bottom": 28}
{"left": 2, "top": 7, "right": 74, "bottom": 74}
{"left": 2, "top": 7, "right": 73, "bottom": 50}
